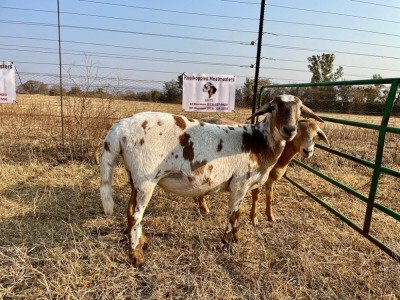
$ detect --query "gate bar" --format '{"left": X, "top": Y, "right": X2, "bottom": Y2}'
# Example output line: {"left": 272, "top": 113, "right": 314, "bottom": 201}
{"left": 363, "top": 78, "right": 399, "bottom": 234}
{"left": 257, "top": 77, "right": 400, "bottom": 261}
{"left": 285, "top": 175, "right": 400, "bottom": 262}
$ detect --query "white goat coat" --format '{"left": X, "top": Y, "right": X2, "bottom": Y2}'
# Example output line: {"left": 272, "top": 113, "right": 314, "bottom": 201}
{"left": 103, "top": 112, "right": 285, "bottom": 200}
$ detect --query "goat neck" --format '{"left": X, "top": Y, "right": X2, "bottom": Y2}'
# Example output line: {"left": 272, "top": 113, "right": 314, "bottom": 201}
{"left": 241, "top": 114, "right": 287, "bottom": 169}
{"left": 258, "top": 113, "right": 287, "bottom": 154}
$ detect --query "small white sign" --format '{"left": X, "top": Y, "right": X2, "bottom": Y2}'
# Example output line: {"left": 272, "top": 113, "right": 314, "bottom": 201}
{"left": 0, "top": 61, "right": 16, "bottom": 104}
{"left": 182, "top": 73, "right": 236, "bottom": 112}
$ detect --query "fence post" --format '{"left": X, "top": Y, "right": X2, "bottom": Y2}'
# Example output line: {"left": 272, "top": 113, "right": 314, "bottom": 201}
{"left": 362, "top": 79, "right": 400, "bottom": 234}
{"left": 57, "top": 0, "right": 65, "bottom": 147}
{"left": 250, "top": 0, "right": 266, "bottom": 124}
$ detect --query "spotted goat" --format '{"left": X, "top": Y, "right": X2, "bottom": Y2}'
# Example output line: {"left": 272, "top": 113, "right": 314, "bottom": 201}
{"left": 195, "top": 117, "right": 329, "bottom": 225}
{"left": 100, "top": 95, "right": 323, "bottom": 267}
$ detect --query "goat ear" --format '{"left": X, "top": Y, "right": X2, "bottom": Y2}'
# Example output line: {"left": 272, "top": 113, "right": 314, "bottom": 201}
{"left": 246, "top": 103, "right": 271, "bottom": 120}
{"left": 300, "top": 105, "right": 324, "bottom": 123}
{"left": 317, "top": 130, "right": 330, "bottom": 145}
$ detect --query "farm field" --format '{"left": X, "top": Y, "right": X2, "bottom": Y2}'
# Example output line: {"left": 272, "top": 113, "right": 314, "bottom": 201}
{"left": 0, "top": 95, "right": 399, "bottom": 299}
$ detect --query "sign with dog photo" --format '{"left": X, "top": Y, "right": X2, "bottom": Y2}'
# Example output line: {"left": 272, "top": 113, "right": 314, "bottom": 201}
{"left": 0, "top": 61, "right": 16, "bottom": 104}
{"left": 182, "top": 73, "right": 236, "bottom": 112}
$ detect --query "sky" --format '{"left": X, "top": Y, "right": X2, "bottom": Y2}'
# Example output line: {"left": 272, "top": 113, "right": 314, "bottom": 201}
{"left": 0, "top": 0, "right": 399, "bottom": 91}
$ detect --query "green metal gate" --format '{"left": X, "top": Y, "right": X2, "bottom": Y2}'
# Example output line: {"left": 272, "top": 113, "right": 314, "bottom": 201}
{"left": 258, "top": 78, "right": 400, "bottom": 261}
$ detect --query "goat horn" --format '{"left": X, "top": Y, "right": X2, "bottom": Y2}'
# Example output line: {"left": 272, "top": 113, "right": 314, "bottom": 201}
{"left": 317, "top": 130, "right": 330, "bottom": 146}
{"left": 246, "top": 103, "right": 270, "bottom": 120}
{"left": 300, "top": 105, "right": 324, "bottom": 123}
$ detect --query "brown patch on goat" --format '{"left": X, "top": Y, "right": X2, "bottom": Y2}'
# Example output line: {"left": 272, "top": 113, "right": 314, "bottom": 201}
{"left": 202, "top": 177, "right": 212, "bottom": 186}
{"left": 191, "top": 160, "right": 207, "bottom": 175}
{"left": 188, "top": 118, "right": 195, "bottom": 122}
{"left": 249, "top": 153, "right": 259, "bottom": 165}
{"left": 199, "top": 121, "right": 205, "bottom": 126}
{"left": 188, "top": 175, "right": 194, "bottom": 182}
{"left": 157, "top": 120, "right": 163, "bottom": 126}
{"left": 208, "top": 165, "right": 213, "bottom": 173}
{"left": 173, "top": 115, "right": 186, "bottom": 130}
{"left": 217, "top": 139, "right": 223, "bottom": 152}
{"left": 242, "top": 130, "right": 268, "bottom": 166}
{"left": 103, "top": 141, "right": 110, "bottom": 151}
{"left": 179, "top": 133, "right": 194, "bottom": 162}
{"left": 141, "top": 120, "right": 148, "bottom": 131}
{"left": 223, "top": 208, "right": 243, "bottom": 244}
{"left": 127, "top": 173, "right": 148, "bottom": 267}
{"left": 129, "top": 233, "right": 147, "bottom": 267}
{"left": 228, "top": 126, "right": 235, "bottom": 130}
{"left": 242, "top": 130, "right": 267, "bottom": 154}
{"left": 140, "top": 138, "right": 145, "bottom": 146}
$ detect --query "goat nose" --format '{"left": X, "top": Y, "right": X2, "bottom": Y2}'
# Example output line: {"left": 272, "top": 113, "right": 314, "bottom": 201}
{"left": 283, "top": 125, "right": 296, "bottom": 137}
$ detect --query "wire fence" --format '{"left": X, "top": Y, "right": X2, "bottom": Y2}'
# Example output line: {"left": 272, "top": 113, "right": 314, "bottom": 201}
{"left": 1, "top": 1, "right": 400, "bottom": 163}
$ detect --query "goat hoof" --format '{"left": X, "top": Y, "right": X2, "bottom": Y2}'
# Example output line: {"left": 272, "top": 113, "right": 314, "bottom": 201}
{"left": 222, "top": 231, "right": 239, "bottom": 245}
{"left": 222, "top": 243, "right": 237, "bottom": 254}
{"left": 266, "top": 214, "right": 276, "bottom": 222}
{"left": 199, "top": 207, "right": 210, "bottom": 215}
{"left": 131, "top": 259, "right": 145, "bottom": 269}
{"left": 251, "top": 216, "right": 259, "bottom": 227}
{"left": 129, "top": 254, "right": 145, "bottom": 268}
{"left": 142, "top": 238, "right": 149, "bottom": 251}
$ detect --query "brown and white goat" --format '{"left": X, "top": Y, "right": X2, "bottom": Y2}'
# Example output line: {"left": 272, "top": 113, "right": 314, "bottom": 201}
{"left": 100, "top": 95, "right": 323, "bottom": 267}
{"left": 195, "top": 118, "right": 329, "bottom": 225}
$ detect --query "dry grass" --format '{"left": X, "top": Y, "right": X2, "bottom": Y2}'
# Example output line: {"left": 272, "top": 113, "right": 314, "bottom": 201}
{"left": 0, "top": 95, "right": 399, "bottom": 299}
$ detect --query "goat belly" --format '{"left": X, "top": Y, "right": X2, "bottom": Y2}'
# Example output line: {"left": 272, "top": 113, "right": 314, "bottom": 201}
{"left": 157, "top": 172, "right": 229, "bottom": 197}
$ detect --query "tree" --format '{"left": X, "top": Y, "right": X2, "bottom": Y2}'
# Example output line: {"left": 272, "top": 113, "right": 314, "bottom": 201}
{"left": 307, "top": 53, "right": 344, "bottom": 110}
{"left": 67, "top": 86, "right": 84, "bottom": 96}
{"left": 159, "top": 78, "right": 182, "bottom": 103}
{"left": 123, "top": 90, "right": 137, "bottom": 101}
{"left": 336, "top": 82, "right": 354, "bottom": 112}
{"left": 237, "top": 77, "right": 272, "bottom": 108}
{"left": 149, "top": 90, "right": 161, "bottom": 102}
{"left": 177, "top": 73, "right": 184, "bottom": 90}
{"left": 307, "top": 53, "right": 343, "bottom": 83}
{"left": 38, "top": 83, "right": 49, "bottom": 95}
{"left": 49, "top": 85, "right": 66, "bottom": 96}
{"left": 18, "top": 80, "right": 45, "bottom": 94}
{"left": 88, "top": 88, "right": 110, "bottom": 98}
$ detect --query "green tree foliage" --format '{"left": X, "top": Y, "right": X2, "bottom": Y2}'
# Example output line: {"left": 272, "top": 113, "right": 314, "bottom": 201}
{"left": 159, "top": 79, "right": 182, "bottom": 103}
{"left": 307, "top": 53, "right": 344, "bottom": 109}
{"left": 236, "top": 77, "right": 272, "bottom": 108}
{"left": 307, "top": 53, "right": 343, "bottom": 83}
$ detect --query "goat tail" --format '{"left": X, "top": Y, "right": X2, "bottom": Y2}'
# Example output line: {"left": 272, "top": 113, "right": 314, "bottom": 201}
{"left": 100, "top": 136, "right": 120, "bottom": 215}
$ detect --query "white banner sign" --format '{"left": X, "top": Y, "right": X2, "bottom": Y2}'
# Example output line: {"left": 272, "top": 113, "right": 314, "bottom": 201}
{"left": 182, "top": 73, "right": 236, "bottom": 112}
{"left": 0, "top": 61, "right": 16, "bottom": 104}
